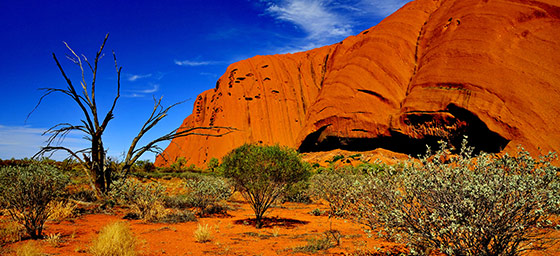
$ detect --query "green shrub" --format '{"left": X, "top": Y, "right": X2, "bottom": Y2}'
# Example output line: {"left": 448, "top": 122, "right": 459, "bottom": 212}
{"left": 157, "top": 210, "right": 197, "bottom": 223}
{"left": 309, "top": 167, "right": 363, "bottom": 217}
{"left": 207, "top": 157, "right": 220, "bottom": 172}
{"left": 184, "top": 176, "right": 232, "bottom": 215}
{"left": 0, "top": 163, "right": 69, "bottom": 239}
{"left": 221, "top": 144, "right": 310, "bottom": 228}
{"left": 110, "top": 179, "right": 165, "bottom": 221}
{"left": 352, "top": 140, "right": 560, "bottom": 255}
{"left": 170, "top": 157, "right": 187, "bottom": 172}
{"left": 281, "top": 180, "right": 312, "bottom": 204}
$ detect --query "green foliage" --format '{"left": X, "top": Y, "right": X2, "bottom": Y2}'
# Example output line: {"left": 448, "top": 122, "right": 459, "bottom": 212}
{"left": 309, "top": 166, "right": 364, "bottom": 217}
{"left": 0, "top": 163, "right": 69, "bottom": 239}
{"left": 133, "top": 160, "right": 154, "bottom": 172}
{"left": 110, "top": 179, "right": 165, "bottom": 221}
{"left": 221, "top": 144, "right": 310, "bottom": 228}
{"left": 351, "top": 140, "right": 560, "bottom": 255}
{"left": 327, "top": 154, "right": 345, "bottom": 164}
{"left": 281, "top": 180, "right": 312, "bottom": 203}
{"left": 207, "top": 157, "right": 220, "bottom": 172}
{"left": 170, "top": 157, "right": 187, "bottom": 172}
{"left": 184, "top": 176, "right": 232, "bottom": 216}
{"left": 157, "top": 210, "right": 197, "bottom": 223}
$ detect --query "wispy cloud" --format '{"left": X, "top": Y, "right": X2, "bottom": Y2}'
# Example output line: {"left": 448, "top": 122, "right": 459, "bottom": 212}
{"left": 0, "top": 124, "right": 87, "bottom": 160}
{"left": 261, "top": 0, "right": 412, "bottom": 53}
{"left": 174, "top": 60, "right": 223, "bottom": 66}
{"left": 265, "top": 0, "right": 352, "bottom": 42}
{"left": 124, "top": 83, "right": 160, "bottom": 98}
{"left": 127, "top": 73, "right": 152, "bottom": 82}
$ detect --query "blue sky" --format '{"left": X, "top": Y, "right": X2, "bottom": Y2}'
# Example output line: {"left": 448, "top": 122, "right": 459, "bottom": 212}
{"left": 0, "top": 0, "right": 411, "bottom": 161}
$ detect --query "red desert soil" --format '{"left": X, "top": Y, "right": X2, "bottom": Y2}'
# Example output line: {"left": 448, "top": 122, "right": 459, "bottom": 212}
{"left": 4, "top": 201, "right": 560, "bottom": 255}
{"left": 156, "top": 0, "right": 560, "bottom": 167}
{"left": 4, "top": 201, "right": 407, "bottom": 256}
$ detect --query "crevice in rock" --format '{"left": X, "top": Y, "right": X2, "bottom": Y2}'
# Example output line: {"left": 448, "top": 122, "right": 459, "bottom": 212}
{"left": 298, "top": 104, "right": 510, "bottom": 156}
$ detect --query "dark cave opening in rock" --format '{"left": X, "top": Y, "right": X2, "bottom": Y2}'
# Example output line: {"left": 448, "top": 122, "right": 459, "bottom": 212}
{"left": 298, "top": 104, "right": 510, "bottom": 156}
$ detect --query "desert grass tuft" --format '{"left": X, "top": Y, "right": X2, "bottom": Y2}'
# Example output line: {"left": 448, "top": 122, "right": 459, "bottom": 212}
{"left": 45, "top": 233, "right": 62, "bottom": 247}
{"left": 194, "top": 223, "right": 212, "bottom": 243}
{"left": 0, "top": 220, "right": 25, "bottom": 245}
{"left": 47, "top": 201, "right": 77, "bottom": 222}
{"left": 15, "top": 241, "right": 43, "bottom": 256}
{"left": 89, "top": 221, "right": 139, "bottom": 256}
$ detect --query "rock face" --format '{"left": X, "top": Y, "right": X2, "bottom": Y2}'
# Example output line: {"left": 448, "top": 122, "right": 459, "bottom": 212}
{"left": 156, "top": 0, "right": 560, "bottom": 167}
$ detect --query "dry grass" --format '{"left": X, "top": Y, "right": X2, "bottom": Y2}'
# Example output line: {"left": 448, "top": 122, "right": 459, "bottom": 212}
{"left": 89, "top": 221, "right": 139, "bottom": 256}
{"left": 47, "top": 201, "right": 77, "bottom": 222}
{"left": 194, "top": 223, "right": 212, "bottom": 243}
{"left": 0, "top": 219, "right": 25, "bottom": 245}
{"left": 15, "top": 241, "right": 43, "bottom": 256}
{"left": 140, "top": 201, "right": 168, "bottom": 222}
{"left": 45, "top": 233, "right": 62, "bottom": 247}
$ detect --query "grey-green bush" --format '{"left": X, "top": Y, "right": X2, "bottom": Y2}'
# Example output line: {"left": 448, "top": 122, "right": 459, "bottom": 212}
{"left": 309, "top": 167, "right": 364, "bottom": 217}
{"left": 352, "top": 140, "right": 560, "bottom": 255}
{"left": 0, "top": 163, "right": 69, "bottom": 239}
{"left": 184, "top": 176, "right": 232, "bottom": 215}
{"left": 110, "top": 179, "right": 165, "bottom": 221}
{"left": 221, "top": 144, "right": 310, "bottom": 228}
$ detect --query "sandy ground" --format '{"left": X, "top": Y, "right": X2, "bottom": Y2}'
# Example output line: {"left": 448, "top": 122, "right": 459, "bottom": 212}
{"left": 3, "top": 201, "right": 405, "bottom": 255}
{"left": 3, "top": 200, "right": 560, "bottom": 255}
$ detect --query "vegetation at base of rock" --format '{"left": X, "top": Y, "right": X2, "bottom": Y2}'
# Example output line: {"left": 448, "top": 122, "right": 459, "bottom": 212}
{"left": 221, "top": 144, "right": 311, "bottom": 228}
{"left": 89, "top": 221, "right": 139, "bottom": 256}
{"left": 183, "top": 175, "right": 232, "bottom": 216}
{"left": 309, "top": 166, "right": 363, "bottom": 217}
{"left": 0, "top": 162, "right": 69, "bottom": 239}
{"left": 344, "top": 139, "right": 560, "bottom": 255}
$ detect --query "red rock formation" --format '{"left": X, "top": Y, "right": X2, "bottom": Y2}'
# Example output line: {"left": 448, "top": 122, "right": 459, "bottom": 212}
{"left": 156, "top": 0, "right": 560, "bottom": 167}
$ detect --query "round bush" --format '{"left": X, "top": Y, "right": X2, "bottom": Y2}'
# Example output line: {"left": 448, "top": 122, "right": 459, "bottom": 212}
{"left": 221, "top": 144, "right": 310, "bottom": 228}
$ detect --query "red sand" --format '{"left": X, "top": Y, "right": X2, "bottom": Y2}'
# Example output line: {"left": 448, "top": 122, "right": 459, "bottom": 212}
{"left": 4, "top": 201, "right": 560, "bottom": 255}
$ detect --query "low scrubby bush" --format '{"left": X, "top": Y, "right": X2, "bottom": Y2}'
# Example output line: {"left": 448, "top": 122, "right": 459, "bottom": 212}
{"left": 352, "top": 140, "right": 560, "bottom": 255}
{"left": 184, "top": 176, "right": 232, "bottom": 215}
{"left": 110, "top": 179, "right": 165, "bottom": 222}
{"left": 281, "top": 180, "right": 312, "bottom": 204}
{"left": 0, "top": 163, "right": 69, "bottom": 239}
{"left": 309, "top": 167, "right": 364, "bottom": 217}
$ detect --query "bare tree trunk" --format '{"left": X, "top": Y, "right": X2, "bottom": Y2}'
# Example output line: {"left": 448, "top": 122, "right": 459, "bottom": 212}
{"left": 30, "top": 33, "right": 236, "bottom": 198}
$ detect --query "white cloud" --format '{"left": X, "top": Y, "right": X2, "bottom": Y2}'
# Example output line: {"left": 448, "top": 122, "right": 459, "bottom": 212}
{"left": 266, "top": 0, "right": 352, "bottom": 42}
{"left": 127, "top": 73, "right": 152, "bottom": 82}
{"left": 174, "top": 60, "right": 222, "bottom": 66}
{"left": 261, "top": 0, "right": 412, "bottom": 53}
{"left": 0, "top": 124, "right": 87, "bottom": 160}
{"left": 139, "top": 84, "right": 159, "bottom": 94}
{"left": 123, "top": 84, "right": 160, "bottom": 98}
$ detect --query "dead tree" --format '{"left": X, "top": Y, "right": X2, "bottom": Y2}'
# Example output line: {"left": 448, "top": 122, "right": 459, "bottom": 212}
{"left": 29, "top": 34, "right": 233, "bottom": 197}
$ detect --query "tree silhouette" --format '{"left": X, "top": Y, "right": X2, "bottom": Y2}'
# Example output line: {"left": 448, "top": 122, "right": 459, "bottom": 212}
{"left": 29, "top": 34, "right": 234, "bottom": 197}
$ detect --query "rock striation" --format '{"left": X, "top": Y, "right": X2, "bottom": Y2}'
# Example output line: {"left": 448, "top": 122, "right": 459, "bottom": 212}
{"left": 156, "top": 0, "right": 560, "bottom": 167}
